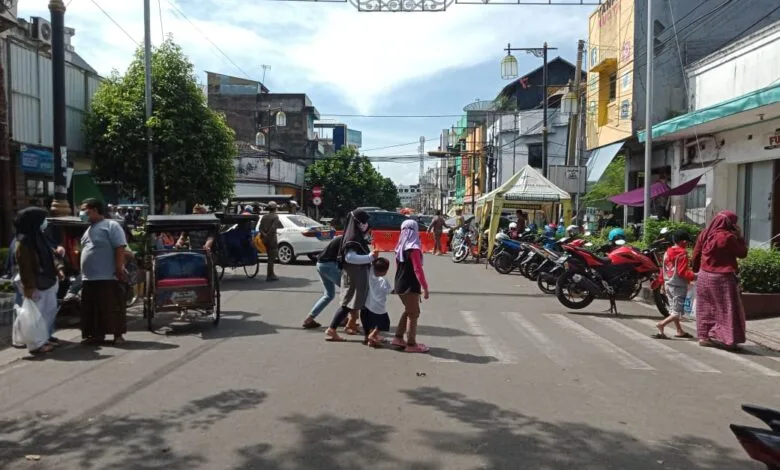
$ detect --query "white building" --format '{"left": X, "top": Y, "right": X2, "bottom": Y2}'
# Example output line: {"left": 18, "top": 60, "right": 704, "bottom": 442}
{"left": 641, "top": 20, "right": 780, "bottom": 247}
{"left": 397, "top": 184, "right": 421, "bottom": 209}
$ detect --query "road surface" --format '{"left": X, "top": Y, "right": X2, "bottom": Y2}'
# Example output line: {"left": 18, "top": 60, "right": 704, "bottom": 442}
{"left": 0, "top": 255, "right": 777, "bottom": 469}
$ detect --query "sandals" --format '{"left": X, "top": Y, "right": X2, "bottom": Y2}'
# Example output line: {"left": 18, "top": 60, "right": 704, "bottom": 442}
{"left": 675, "top": 332, "right": 693, "bottom": 339}
{"left": 391, "top": 337, "right": 407, "bottom": 348}
{"left": 651, "top": 333, "right": 669, "bottom": 340}
{"left": 405, "top": 343, "right": 430, "bottom": 354}
{"left": 30, "top": 344, "right": 54, "bottom": 355}
{"left": 302, "top": 319, "right": 321, "bottom": 329}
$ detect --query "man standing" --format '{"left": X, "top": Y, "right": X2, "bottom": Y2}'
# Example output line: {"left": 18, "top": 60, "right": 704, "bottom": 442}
{"left": 259, "top": 201, "right": 283, "bottom": 282}
{"left": 289, "top": 201, "right": 299, "bottom": 214}
{"left": 79, "top": 198, "right": 128, "bottom": 345}
{"left": 515, "top": 210, "right": 527, "bottom": 232}
{"left": 428, "top": 210, "right": 447, "bottom": 255}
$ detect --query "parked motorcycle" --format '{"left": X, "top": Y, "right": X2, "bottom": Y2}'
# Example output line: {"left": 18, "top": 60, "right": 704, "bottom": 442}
{"left": 451, "top": 226, "right": 476, "bottom": 263}
{"left": 554, "top": 238, "right": 668, "bottom": 316}
{"left": 731, "top": 404, "right": 780, "bottom": 469}
{"left": 535, "top": 238, "right": 590, "bottom": 294}
{"left": 493, "top": 232, "right": 540, "bottom": 275}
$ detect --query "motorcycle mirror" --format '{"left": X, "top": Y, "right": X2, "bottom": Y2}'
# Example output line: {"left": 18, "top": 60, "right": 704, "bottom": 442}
{"left": 615, "top": 239, "right": 627, "bottom": 246}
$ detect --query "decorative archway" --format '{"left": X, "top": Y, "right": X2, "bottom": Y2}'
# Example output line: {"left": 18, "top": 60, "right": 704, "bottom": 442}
{"left": 294, "top": 0, "right": 603, "bottom": 13}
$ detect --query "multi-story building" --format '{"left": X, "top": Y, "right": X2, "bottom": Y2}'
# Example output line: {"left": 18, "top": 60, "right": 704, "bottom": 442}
{"left": 313, "top": 120, "right": 362, "bottom": 155}
{"left": 397, "top": 184, "right": 421, "bottom": 209}
{"left": 640, "top": 20, "right": 780, "bottom": 246}
{"left": 584, "top": 0, "right": 780, "bottom": 221}
{"left": 0, "top": 11, "right": 103, "bottom": 240}
{"left": 206, "top": 72, "right": 321, "bottom": 201}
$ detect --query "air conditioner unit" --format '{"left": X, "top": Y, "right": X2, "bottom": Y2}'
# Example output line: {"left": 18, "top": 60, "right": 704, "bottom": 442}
{"left": 31, "top": 17, "right": 52, "bottom": 47}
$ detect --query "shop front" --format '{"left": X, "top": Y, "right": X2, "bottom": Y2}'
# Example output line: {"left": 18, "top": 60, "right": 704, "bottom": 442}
{"left": 17, "top": 145, "right": 55, "bottom": 208}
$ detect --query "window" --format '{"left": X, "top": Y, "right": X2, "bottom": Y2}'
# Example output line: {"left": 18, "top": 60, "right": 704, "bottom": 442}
{"left": 527, "top": 144, "right": 543, "bottom": 169}
{"left": 285, "top": 215, "right": 320, "bottom": 227}
{"left": 25, "top": 177, "right": 53, "bottom": 198}
{"left": 684, "top": 185, "right": 706, "bottom": 227}
{"left": 608, "top": 71, "right": 617, "bottom": 102}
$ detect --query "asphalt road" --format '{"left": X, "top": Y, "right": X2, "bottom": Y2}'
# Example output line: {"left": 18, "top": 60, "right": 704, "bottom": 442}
{"left": 0, "top": 255, "right": 778, "bottom": 469}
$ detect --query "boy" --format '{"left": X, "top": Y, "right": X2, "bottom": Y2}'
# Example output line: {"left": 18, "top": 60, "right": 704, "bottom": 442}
{"left": 361, "top": 257, "right": 393, "bottom": 348}
{"left": 654, "top": 230, "right": 695, "bottom": 340}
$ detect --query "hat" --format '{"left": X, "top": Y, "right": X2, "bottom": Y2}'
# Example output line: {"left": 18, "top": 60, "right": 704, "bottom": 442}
{"left": 267, "top": 201, "right": 278, "bottom": 209}
{"left": 290, "top": 200, "right": 298, "bottom": 206}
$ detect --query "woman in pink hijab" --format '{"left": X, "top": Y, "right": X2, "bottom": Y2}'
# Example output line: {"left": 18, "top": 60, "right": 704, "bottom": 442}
{"left": 392, "top": 219, "right": 430, "bottom": 353}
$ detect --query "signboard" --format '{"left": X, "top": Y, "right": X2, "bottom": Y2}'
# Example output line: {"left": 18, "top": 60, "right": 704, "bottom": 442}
{"left": 765, "top": 132, "right": 780, "bottom": 150}
{"left": 347, "top": 129, "right": 362, "bottom": 148}
{"left": 312, "top": 196, "right": 322, "bottom": 206}
{"left": 20, "top": 146, "right": 54, "bottom": 174}
{"left": 548, "top": 165, "right": 587, "bottom": 194}
{"left": 312, "top": 186, "right": 322, "bottom": 197}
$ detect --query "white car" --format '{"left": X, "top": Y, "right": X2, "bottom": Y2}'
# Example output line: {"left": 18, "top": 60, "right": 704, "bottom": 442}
{"left": 255, "top": 214, "right": 336, "bottom": 264}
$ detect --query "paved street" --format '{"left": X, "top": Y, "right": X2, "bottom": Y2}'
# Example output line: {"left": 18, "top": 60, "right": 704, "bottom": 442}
{"left": 0, "top": 255, "right": 778, "bottom": 469}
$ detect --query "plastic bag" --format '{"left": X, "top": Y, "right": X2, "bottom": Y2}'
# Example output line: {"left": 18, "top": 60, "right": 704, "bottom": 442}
{"left": 683, "top": 284, "right": 696, "bottom": 320}
{"left": 13, "top": 298, "right": 49, "bottom": 351}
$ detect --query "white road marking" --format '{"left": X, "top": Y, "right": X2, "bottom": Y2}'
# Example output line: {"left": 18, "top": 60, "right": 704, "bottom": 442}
{"left": 502, "top": 312, "right": 569, "bottom": 368}
{"left": 459, "top": 311, "right": 518, "bottom": 365}
{"left": 636, "top": 318, "right": 780, "bottom": 377}
{"left": 0, "top": 363, "right": 26, "bottom": 376}
{"left": 591, "top": 316, "right": 720, "bottom": 373}
{"left": 544, "top": 314, "right": 655, "bottom": 371}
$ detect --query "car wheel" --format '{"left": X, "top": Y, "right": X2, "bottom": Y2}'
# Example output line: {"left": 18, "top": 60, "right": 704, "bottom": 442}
{"left": 277, "top": 244, "right": 296, "bottom": 264}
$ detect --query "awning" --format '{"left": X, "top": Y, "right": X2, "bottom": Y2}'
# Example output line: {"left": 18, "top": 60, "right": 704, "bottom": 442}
{"left": 609, "top": 175, "right": 702, "bottom": 206}
{"left": 638, "top": 82, "right": 780, "bottom": 143}
{"left": 586, "top": 140, "right": 626, "bottom": 183}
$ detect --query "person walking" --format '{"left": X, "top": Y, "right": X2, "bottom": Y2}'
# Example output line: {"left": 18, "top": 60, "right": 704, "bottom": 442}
{"left": 653, "top": 230, "right": 695, "bottom": 340}
{"left": 325, "top": 210, "right": 377, "bottom": 342}
{"left": 79, "top": 198, "right": 129, "bottom": 345}
{"left": 428, "top": 210, "right": 447, "bottom": 255}
{"left": 259, "top": 201, "right": 283, "bottom": 282}
{"left": 692, "top": 211, "right": 748, "bottom": 351}
{"left": 13, "top": 207, "right": 65, "bottom": 354}
{"left": 392, "top": 219, "right": 430, "bottom": 353}
{"left": 302, "top": 235, "right": 343, "bottom": 329}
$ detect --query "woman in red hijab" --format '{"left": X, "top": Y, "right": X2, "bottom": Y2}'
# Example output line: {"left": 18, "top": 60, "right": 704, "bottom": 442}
{"left": 691, "top": 210, "right": 748, "bottom": 350}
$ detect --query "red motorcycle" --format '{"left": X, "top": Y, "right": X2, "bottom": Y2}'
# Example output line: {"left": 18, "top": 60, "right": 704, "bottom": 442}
{"left": 555, "top": 239, "right": 669, "bottom": 317}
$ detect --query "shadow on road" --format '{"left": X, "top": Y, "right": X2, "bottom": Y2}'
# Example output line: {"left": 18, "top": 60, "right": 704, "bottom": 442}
{"left": 0, "top": 388, "right": 268, "bottom": 469}
{"left": 219, "top": 276, "right": 314, "bottom": 292}
{"left": 427, "top": 346, "right": 499, "bottom": 364}
{"left": 162, "top": 311, "right": 282, "bottom": 340}
{"left": 399, "top": 386, "right": 749, "bottom": 470}
{"left": 564, "top": 310, "right": 666, "bottom": 321}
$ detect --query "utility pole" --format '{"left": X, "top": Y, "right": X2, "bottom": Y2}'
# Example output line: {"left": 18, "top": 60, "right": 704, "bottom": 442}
{"left": 0, "top": 57, "right": 11, "bottom": 243}
{"left": 144, "top": 0, "right": 155, "bottom": 214}
{"left": 643, "top": 0, "right": 654, "bottom": 225}
{"left": 418, "top": 136, "right": 425, "bottom": 213}
{"left": 49, "top": 0, "right": 69, "bottom": 216}
{"left": 542, "top": 42, "right": 549, "bottom": 178}
{"left": 261, "top": 64, "right": 271, "bottom": 85}
{"left": 567, "top": 40, "right": 584, "bottom": 166}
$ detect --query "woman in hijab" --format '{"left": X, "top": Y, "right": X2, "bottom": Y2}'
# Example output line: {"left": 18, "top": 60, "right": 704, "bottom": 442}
{"left": 325, "top": 209, "right": 377, "bottom": 342}
{"left": 13, "top": 207, "right": 64, "bottom": 354}
{"left": 392, "top": 219, "right": 430, "bottom": 353}
{"left": 692, "top": 210, "right": 748, "bottom": 351}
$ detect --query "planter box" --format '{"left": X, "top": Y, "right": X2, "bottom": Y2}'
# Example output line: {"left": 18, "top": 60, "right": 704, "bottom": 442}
{"left": 741, "top": 293, "right": 780, "bottom": 320}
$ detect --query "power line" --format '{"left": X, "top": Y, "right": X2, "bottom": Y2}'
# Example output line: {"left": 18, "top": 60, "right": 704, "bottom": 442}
{"left": 158, "top": 0, "right": 165, "bottom": 39}
{"left": 89, "top": 0, "right": 139, "bottom": 46}
{"left": 165, "top": 0, "right": 252, "bottom": 79}
{"left": 361, "top": 136, "right": 441, "bottom": 152}
{"left": 320, "top": 113, "right": 464, "bottom": 118}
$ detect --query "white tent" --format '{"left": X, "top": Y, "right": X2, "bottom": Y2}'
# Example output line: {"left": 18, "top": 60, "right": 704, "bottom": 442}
{"left": 476, "top": 165, "right": 572, "bottom": 255}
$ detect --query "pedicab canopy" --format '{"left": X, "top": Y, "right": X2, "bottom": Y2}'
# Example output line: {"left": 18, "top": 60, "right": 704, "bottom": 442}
{"left": 476, "top": 165, "right": 572, "bottom": 255}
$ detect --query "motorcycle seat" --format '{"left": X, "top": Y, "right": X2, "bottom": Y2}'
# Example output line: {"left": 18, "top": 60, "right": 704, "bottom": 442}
{"left": 156, "top": 277, "right": 209, "bottom": 288}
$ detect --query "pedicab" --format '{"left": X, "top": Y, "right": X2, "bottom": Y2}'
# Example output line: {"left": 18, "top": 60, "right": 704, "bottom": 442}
{"left": 214, "top": 212, "right": 260, "bottom": 279}
{"left": 47, "top": 216, "right": 140, "bottom": 313}
{"left": 142, "top": 214, "right": 221, "bottom": 331}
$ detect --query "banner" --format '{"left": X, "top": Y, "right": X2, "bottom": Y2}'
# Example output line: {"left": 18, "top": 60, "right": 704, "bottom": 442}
{"left": 334, "top": 230, "right": 449, "bottom": 254}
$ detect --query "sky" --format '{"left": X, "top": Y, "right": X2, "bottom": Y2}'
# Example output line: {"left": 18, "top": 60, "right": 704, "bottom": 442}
{"left": 19, "top": 0, "right": 593, "bottom": 185}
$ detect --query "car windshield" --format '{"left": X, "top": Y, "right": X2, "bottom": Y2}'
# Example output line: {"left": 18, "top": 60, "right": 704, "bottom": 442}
{"left": 285, "top": 215, "right": 321, "bottom": 228}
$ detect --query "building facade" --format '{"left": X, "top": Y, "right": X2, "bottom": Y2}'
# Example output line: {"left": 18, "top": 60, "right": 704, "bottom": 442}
{"left": 397, "top": 184, "right": 421, "bottom": 209}
{"left": 641, "top": 20, "right": 780, "bottom": 247}
{"left": 584, "top": 0, "right": 780, "bottom": 222}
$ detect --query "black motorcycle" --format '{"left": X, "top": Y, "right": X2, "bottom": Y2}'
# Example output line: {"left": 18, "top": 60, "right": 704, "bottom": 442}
{"left": 731, "top": 404, "right": 780, "bottom": 469}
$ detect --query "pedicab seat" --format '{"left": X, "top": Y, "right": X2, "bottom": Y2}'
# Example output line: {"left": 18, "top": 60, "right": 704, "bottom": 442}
{"left": 156, "top": 277, "right": 209, "bottom": 289}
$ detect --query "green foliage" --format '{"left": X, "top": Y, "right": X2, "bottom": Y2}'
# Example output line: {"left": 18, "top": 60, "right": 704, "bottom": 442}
{"left": 304, "top": 147, "right": 401, "bottom": 217}
{"left": 739, "top": 249, "right": 780, "bottom": 294}
{"left": 583, "top": 156, "right": 624, "bottom": 204}
{"left": 643, "top": 219, "right": 702, "bottom": 245}
{"left": 84, "top": 39, "right": 236, "bottom": 209}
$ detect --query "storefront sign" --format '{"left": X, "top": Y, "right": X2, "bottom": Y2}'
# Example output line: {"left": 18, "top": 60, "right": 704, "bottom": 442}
{"left": 20, "top": 146, "right": 54, "bottom": 175}
{"left": 765, "top": 132, "right": 780, "bottom": 150}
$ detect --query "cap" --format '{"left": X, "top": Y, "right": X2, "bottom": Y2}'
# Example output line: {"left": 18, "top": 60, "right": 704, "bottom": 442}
{"left": 290, "top": 200, "right": 298, "bottom": 206}
{"left": 267, "top": 201, "right": 278, "bottom": 209}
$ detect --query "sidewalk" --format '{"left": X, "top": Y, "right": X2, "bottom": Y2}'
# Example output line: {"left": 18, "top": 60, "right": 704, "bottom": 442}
{"left": 637, "top": 286, "right": 780, "bottom": 352}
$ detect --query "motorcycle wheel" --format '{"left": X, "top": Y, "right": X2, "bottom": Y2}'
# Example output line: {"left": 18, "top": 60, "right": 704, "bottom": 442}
{"left": 452, "top": 245, "right": 468, "bottom": 263}
{"left": 526, "top": 262, "right": 541, "bottom": 281}
{"left": 652, "top": 287, "right": 671, "bottom": 318}
{"left": 494, "top": 253, "right": 515, "bottom": 275}
{"left": 537, "top": 271, "right": 558, "bottom": 295}
{"left": 555, "top": 271, "right": 595, "bottom": 310}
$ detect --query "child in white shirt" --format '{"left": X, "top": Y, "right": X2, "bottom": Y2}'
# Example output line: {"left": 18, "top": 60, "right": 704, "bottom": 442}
{"left": 361, "top": 257, "right": 393, "bottom": 348}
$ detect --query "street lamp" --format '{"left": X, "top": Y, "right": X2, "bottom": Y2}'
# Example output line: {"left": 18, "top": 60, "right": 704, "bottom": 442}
{"left": 499, "top": 42, "right": 557, "bottom": 178}
{"left": 255, "top": 106, "right": 286, "bottom": 195}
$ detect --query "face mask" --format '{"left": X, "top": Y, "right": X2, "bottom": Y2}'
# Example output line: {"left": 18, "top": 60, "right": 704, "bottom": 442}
{"left": 79, "top": 210, "right": 89, "bottom": 222}
{"left": 40, "top": 219, "right": 48, "bottom": 232}
{"left": 358, "top": 222, "right": 369, "bottom": 233}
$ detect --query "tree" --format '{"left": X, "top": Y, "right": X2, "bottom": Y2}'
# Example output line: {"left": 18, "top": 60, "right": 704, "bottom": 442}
{"left": 583, "top": 155, "right": 625, "bottom": 204}
{"left": 84, "top": 39, "right": 236, "bottom": 210}
{"left": 304, "top": 147, "right": 401, "bottom": 217}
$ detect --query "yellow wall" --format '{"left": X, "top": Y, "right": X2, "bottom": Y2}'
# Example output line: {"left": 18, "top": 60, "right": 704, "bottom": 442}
{"left": 586, "top": 0, "right": 635, "bottom": 150}
{"left": 464, "top": 126, "right": 485, "bottom": 204}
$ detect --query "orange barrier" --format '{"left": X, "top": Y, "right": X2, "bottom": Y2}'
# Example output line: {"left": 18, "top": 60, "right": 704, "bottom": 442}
{"left": 333, "top": 230, "right": 449, "bottom": 254}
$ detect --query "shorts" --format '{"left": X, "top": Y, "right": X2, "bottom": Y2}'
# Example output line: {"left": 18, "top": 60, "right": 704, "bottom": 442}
{"left": 399, "top": 293, "right": 421, "bottom": 318}
{"left": 360, "top": 307, "right": 391, "bottom": 332}
{"left": 666, "top": 284, "right": 687, "bottom": 317}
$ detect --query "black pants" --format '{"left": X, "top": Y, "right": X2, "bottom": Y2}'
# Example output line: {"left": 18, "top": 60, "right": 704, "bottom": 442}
{"left": 329, "top": 306, "right": 351, "bottom": 330}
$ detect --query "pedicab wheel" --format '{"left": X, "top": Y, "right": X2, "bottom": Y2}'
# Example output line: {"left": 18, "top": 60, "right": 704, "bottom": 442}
{"left": 213, "top": 274, "right": 221, "bottom": 326}
{"left": 244, "top": 260, "right": 260, "bottom": 279}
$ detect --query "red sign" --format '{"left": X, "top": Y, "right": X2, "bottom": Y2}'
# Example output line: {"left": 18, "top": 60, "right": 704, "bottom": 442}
{"left": 312, "top": 186, "right": 322, "bottom": 197}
